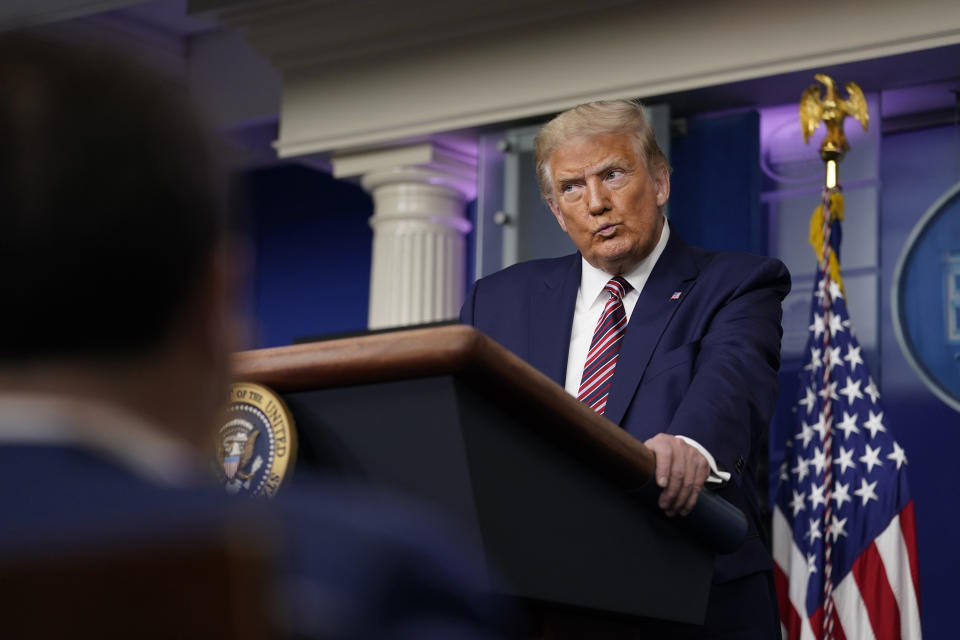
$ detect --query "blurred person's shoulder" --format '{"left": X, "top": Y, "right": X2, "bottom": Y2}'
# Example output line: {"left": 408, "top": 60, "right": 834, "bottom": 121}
{"left": 271, "top": 472, "right": 507, "bottom": 639}
{"left": 0, "top": 452, "right": 506, "bottom": 638}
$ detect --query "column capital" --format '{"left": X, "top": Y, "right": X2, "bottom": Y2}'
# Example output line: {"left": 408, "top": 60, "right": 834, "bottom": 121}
{"left": 330, "top": 140, "right": 476, "bottom": 329}
{"left": 332, "top": 141, "right": 477, "bottom": 201}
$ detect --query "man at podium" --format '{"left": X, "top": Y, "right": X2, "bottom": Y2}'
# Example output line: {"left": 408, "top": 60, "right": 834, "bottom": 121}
{"left": 462, "top": 100, "right": 790, "bottom": 638}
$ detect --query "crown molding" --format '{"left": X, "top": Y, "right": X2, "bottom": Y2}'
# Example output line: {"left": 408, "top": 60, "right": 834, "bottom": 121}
{"left": 196, "top": 0, "right": 960, "bottom": 155}
{"left": 207, "top": 0, "right": 634, "bottom": 71}
{"left": 0, "top": 0, "right": 140, "bottom": 31}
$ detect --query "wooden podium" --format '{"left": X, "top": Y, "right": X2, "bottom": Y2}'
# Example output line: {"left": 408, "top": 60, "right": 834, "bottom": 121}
{"left": 233, "top": 325, "right": 746, "bottom": 634}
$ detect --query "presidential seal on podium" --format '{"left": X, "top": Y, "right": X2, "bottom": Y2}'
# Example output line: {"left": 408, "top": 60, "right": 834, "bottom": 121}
{"left": 215, "top": 382, "right": 297, "bottom": 497}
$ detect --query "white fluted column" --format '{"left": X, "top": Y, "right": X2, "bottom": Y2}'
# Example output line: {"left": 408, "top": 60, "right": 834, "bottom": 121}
{"left": 332, "top": 143, "right": 476, "bottom": 329}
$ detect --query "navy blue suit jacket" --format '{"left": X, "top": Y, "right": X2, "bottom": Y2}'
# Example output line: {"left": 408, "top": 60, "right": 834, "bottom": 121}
{"left": 0, "top": 444, "right": 501, "bottom": 639}
{"left": 461, "top": 228, "right": 790, "bottom": 584}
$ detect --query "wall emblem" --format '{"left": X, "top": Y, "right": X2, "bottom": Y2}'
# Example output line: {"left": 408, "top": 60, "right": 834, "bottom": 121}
{"left": 892, "top": 180, "right": 960, "bottom": 413}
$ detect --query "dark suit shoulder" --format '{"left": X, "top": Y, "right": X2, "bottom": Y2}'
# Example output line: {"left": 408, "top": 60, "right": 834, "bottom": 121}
{"left": 473, "top": 253, "right": 577, "bottom": 291}
{"left": 686, "top": 247, "right": 791, "bottom": 298}
{"left": 685, "top": 244, "right": 785, "bottom": 272}
{"left": 462, "top": 254, "right": 578, "bottom": 327}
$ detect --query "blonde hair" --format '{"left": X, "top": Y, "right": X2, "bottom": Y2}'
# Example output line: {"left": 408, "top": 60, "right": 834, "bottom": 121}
{"left": 533, "top": 99, "right": 669, "bottom": 200}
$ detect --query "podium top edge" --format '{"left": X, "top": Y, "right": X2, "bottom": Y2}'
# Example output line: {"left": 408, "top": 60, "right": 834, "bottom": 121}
{"left": 233, "top": 325, "right": 484, "bottom": 387}
{"left": 232, "top": 325, "right": 656, "bottom": 484}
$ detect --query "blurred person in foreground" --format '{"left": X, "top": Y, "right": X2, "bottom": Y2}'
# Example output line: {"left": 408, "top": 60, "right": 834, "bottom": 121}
{"left": 462, "top": 100, "right": 790, "bottom": 638}
{"left": 0, "top": 35, "right": 499, "bottom": 639}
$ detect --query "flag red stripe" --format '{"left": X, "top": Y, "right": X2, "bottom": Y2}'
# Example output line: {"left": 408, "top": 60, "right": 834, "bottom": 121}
{"left": 810, "top": 602, "right": 849, "bottom": 640}
{"left": 851, "top": 543, "right": 900, "bottom": 640}
{"left": 774, "top": 562, "right": 803, "bottom": 640}
{"left": 810, "top": 606, "right": 824, "bottom": 640}
{"left": 899, "top": 500, "right": 921, "bottom": 613}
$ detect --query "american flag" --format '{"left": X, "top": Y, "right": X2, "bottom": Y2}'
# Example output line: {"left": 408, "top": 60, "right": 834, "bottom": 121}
{"left": 773, "top": 188, "right": 922, "bottom": 639}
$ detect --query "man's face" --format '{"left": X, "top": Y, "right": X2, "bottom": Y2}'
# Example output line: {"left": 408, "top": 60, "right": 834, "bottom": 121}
{"left": 546, "top": 132, "right": 669, "bottom": 275}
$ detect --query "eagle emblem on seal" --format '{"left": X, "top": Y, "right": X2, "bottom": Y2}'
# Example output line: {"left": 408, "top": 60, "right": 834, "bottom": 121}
{"left": 217, "top": 419, "right": 263, "bottom": 494}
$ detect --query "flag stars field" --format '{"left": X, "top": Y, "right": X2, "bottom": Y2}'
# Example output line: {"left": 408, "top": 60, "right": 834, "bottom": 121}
{"left": 828, "top": 313, "right": 845, "bottom": 337}
{"left": 828, "top": 515, "right": 848, "bottom": 542}
{"left": 810, "top": 314, "right": 825, "bottom": 339}
{"left": 859, "top": 443, "right": 884, "bottom": 473}
{"left": 831, "top": 482, "right": 852, "bottom": 509}
{"left": 791, "top": 489, "right": 806, "bottom": 516}
{"left": 834, "top": 446, "right": 856, "bottom": 474}
{"left": 887, "top": 442, "right": 908, "bottom": 469}
{"left": 809, "top": 483, "right": 828, "bottom": 509}
{"left": 838, "top": 376, "right": 863, "bottom": 404}
{"left": 807, "top": 517, "right": 823, "bottom": 542}
{"left": 792, "top": 456, "right": 811, "bottom": 482}
{"left": 853, "top": 478, "right": 879, "bottom": 506}
{"left": 811, "top": 447, "right": 828, "bottom": 475}
{"left": 817, "top": 380, "right": 839, "bottom": 402}
{"left": 796, "top": 422, "right": 816, "bottom": 448}
{"left": 835, "top": 412, "right": 859, "bottom": 439}
{"left": 825, "top": 345, "right": 842, "bottom": 372}
{"left": 863, "top": 410, "right": 886, "bottom": 437}
{"left": 828, "top": 281, "right": 843, "bottom": 301}
{"left": 843, "top": 344, "right": 863, "bottom": 372}
{"left": 811, "top": 412, "right": 829, "bottom": 441}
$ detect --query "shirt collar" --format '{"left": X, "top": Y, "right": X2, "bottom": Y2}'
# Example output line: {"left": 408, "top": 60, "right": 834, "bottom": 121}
{"left": 579, "top": 217, "right": 671, "bottom": 304}
{"left": 0, "top": 393, "right": 202, "bottom": 486}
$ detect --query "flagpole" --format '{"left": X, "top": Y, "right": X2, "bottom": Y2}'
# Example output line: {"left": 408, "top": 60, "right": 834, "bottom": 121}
{"left": 799, "top": 73, "right": 868, "bottom": 640}
{"left": 825, "top": 159, "right": 837, "bottom": 190}
{"left": 819, "top": 189, "right": 837, "bottom": 640}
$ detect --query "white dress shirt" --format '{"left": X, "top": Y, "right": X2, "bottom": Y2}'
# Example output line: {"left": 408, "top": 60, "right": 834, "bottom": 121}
{"left": 563, "top": 221, "right": 730, "bottom": 484}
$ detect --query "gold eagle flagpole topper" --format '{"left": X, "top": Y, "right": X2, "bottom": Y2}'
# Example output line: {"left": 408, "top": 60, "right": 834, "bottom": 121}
{"left": 799, "top": 73, "right": 869, "bottom": 188}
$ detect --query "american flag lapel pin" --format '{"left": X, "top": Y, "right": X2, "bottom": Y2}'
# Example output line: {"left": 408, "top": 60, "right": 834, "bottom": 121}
{"left": 670, "top": 290, "right": 682, "bottom": 301}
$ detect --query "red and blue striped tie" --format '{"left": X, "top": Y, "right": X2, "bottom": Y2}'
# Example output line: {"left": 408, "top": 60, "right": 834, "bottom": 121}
{"left": 577, "top": 276, "right": 631, "bottom": 415}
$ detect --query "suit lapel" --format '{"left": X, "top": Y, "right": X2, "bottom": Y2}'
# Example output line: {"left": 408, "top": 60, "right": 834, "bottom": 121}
{"left": 528, "top": 255, "right": 580, "bottom": 386}
{"left": 603, "top": 231, "right": 699, "bottom": 426}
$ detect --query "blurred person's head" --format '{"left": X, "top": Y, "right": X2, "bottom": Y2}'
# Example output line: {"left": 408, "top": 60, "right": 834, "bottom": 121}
{"left": 0, "top": 35, "right": 243, "bottom": 449}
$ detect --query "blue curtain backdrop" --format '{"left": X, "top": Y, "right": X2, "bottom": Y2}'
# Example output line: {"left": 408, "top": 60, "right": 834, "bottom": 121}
{"left": 245, "top": 164, "right": 373, "bottom": 348}
{"left": 669, "top": 110, "right": 765, "bottom": 256}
